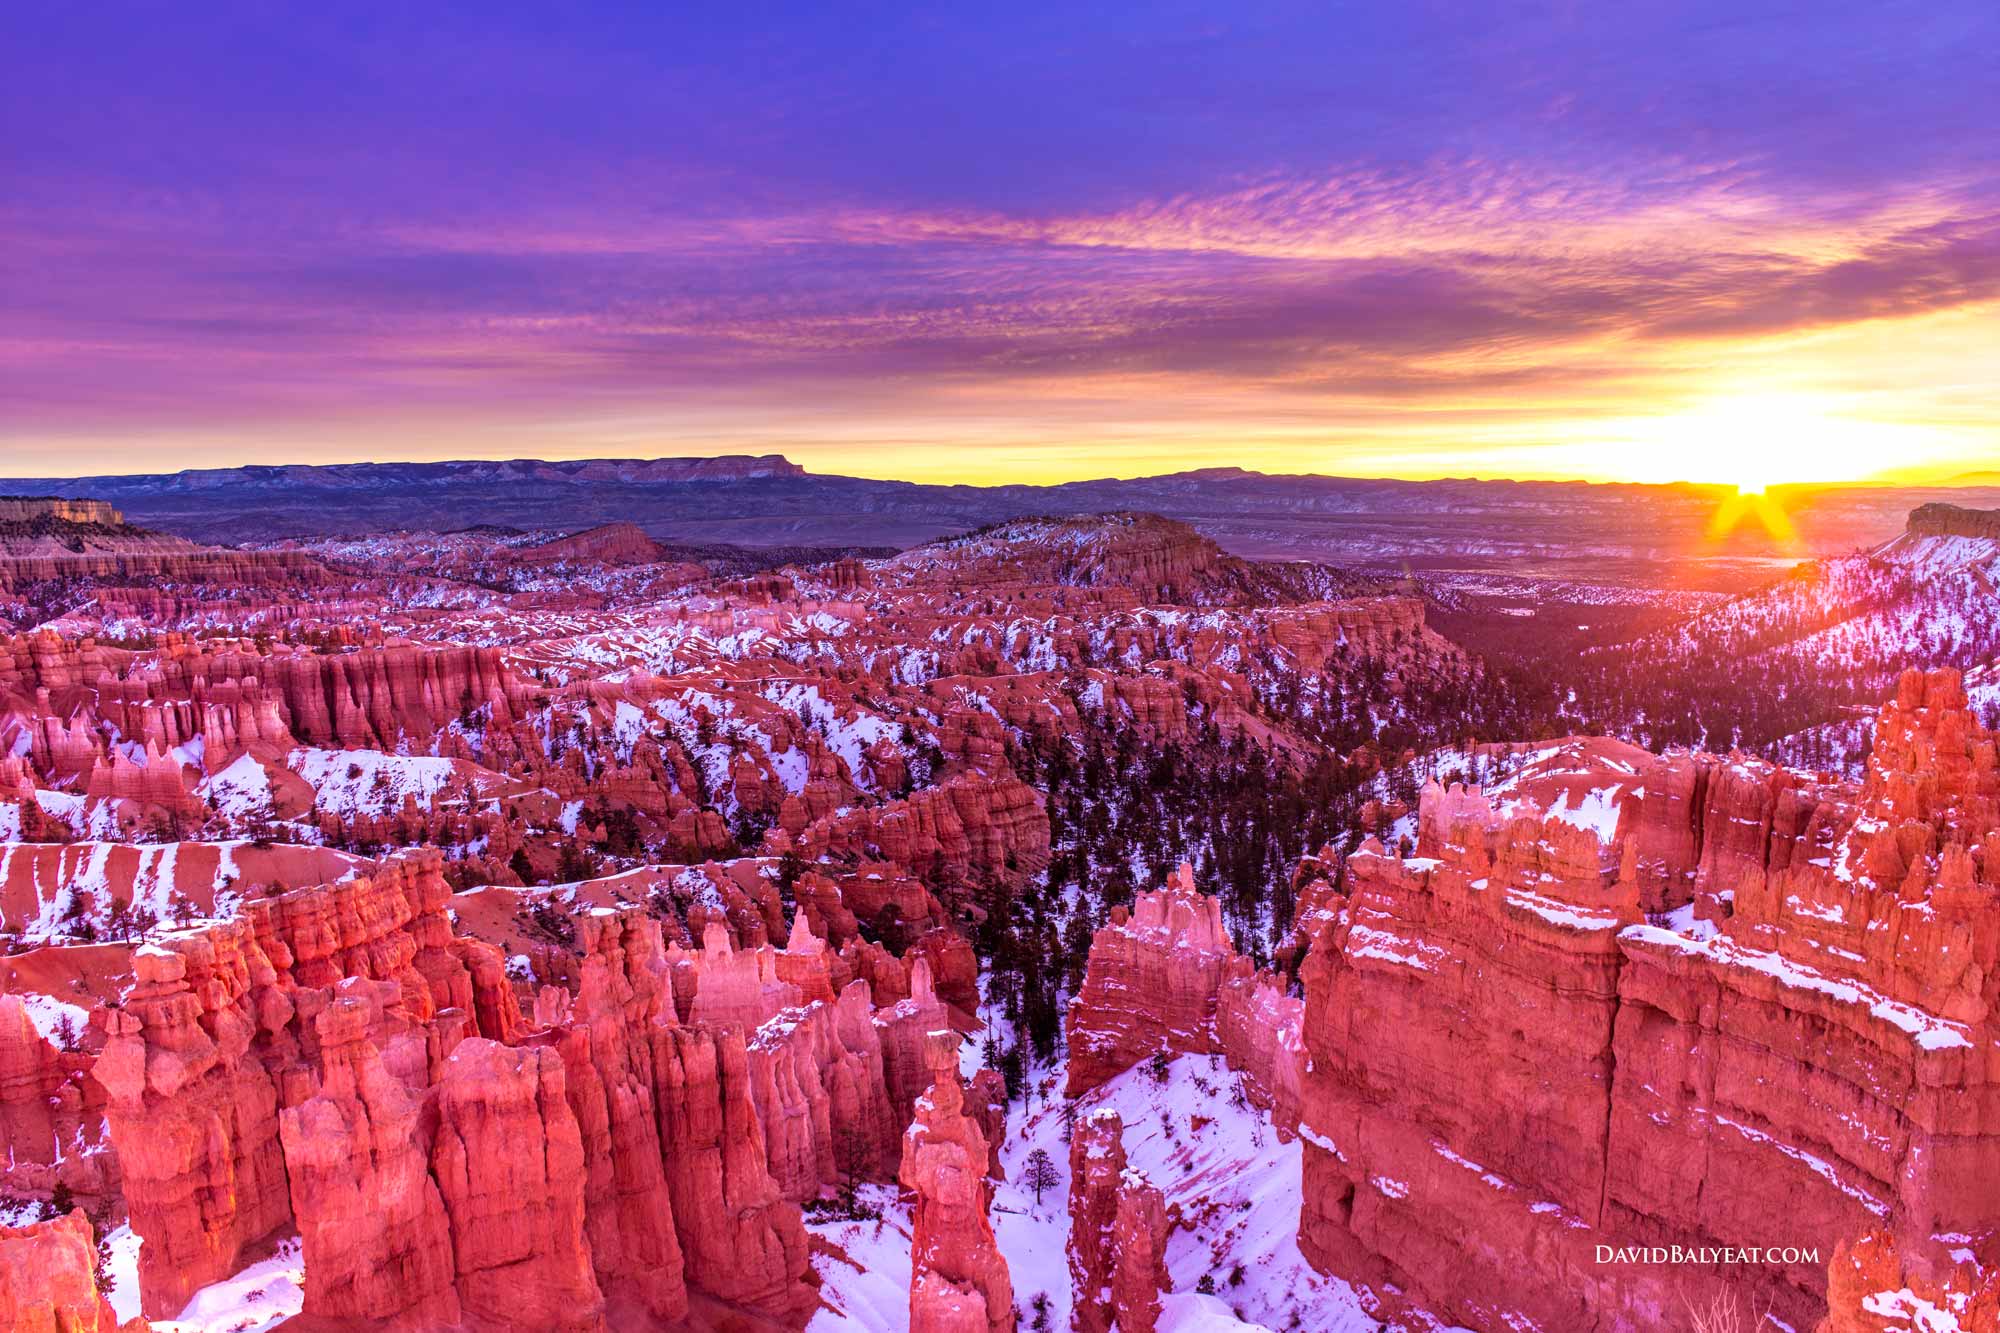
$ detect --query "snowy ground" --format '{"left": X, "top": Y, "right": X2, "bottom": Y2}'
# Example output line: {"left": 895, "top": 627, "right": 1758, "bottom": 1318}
{"left": 104, "top": 1226, "right": 305, "bottom": 1333}
{"left": 810, "top": 1051, "right": 1387, "bottom": 1333}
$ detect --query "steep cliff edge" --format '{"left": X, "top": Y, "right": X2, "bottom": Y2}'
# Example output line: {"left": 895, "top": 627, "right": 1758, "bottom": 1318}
{"left": 1289, "top": 668, "right": 2000, "bottom": 1332}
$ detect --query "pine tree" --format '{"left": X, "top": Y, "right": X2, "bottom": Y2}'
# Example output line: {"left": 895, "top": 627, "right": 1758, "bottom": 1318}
{"left": 1022, "top": 1147, "right": 1059, "bottom": 1206}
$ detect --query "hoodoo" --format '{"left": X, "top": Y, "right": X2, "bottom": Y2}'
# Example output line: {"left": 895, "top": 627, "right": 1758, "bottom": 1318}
{"left": 901, "top": 1030, "right": 1014, "bottom": 1333}
{"left": 1287, "top": 669, "right": 2000, "bottom": 1331}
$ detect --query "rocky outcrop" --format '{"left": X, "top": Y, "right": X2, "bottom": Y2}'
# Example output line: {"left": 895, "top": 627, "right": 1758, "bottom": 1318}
{"left": 520, "top": 522, "right": 679, "bottom": 566}
{"left": 0, "top": 513, "right": 327, "bottom": 591}
{"left": 0, "top": 1208, "right": 125, "bottom": 1333}
{"left": 1064, "top": 864, "right": 1236, "bottom": 1097}
{"left": 1906, "top": 502, "right": 2000, "bottom": 543}
{"left": 747, "top": 981, "right": 900, "bottom": 1199}
{"left": 1290, "top": 670, "right": 2000, "bottom": 1332}
{"left": 1818, "top": 1231, "right": 1997, "bottom": 1333}
{"left": 94, "top": 936, "right": 291, "bottom": 1318}
{"left": 901, "top": 1030, "right": 1013, "bottom": 1333}
{"left": 792, "top": 773, "right": 1052, "bottom": 892}
{"left": 877, "top": 956, "right": 952, "bottom": 1132}
{"left": 1068, "top": 1108, "right": 1171, "bottom": 1333}
{"left": 1213, "top": 962, "right": 1304, "bottom": 1136}
{"left": 0, "top": 497, "right": 123, "bottom": 524}
{"left": 550, "top": 910, "right": 689, "bottom": 1323}
{"left": 432, "top": 1038, "right": 605, "bottom": 1333}
{"left": 1109, "top": 1176, "right": 1171, "bottom": 1333}
{"left": 650, "top": 1022, "right": 816, "bottom": 1320}
{"left": 0, "top": 993, "right": 114, "bottom": 1203}
{"left": 278, "top": 977, "right": 459, "bottom": 1327}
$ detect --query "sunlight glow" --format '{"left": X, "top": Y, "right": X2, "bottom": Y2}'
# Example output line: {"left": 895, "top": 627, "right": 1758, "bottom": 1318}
{"left": 1609, "top": 394, "right": 1948, "bottom": 492}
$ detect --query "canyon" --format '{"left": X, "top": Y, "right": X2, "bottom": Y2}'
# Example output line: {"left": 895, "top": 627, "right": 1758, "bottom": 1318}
{"left": 0, "top": 490, "right": 1994, "bottom": 1332}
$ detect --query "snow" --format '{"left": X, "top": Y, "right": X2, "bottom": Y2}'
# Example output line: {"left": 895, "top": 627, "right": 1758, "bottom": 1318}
{"left": 1544, "top": 785, "right": 1623, "bottom": 843}
{"left": 998, "top": 1054, "right": 1388, "bottom": 1333}
{"left": 12, "top": 991, "right": 89, "bottom": 1045}
{"left": 808, "top": 1053, "right": 1399, "bottom": 1332}
{"left": 806, "top": 1186, "right": 916, "bottom": 1332}
{"left": 1159, "top": 1291, "right": 1277, "bottom": 1332}
{"left": 290, "top": 748, "right": 459, "bottom": 816}
{"left": 105, "top": 1229, "right": 306, "bottom": 1332}
{"left": 1709, "top": 1113, "right": 1889, "bottom": 1219}
{"left": 1860, "top": 1286, "right": 1972, "bottom": 1332}
{"left": 198, "top": 754, "right": 273, "bottom": 820}
{"left": 1620, "top": 926, "right": 1974, "bottom": 1050}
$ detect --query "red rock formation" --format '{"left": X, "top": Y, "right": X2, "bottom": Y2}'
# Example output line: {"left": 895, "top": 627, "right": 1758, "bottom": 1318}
{"left": 877, "top": 955, "right": 952, "bottom": 1130}
{"left": 520, "top": 521, "right": 678, "bottom": 566}
{"left": 1069, "top": 1107, "right": 1126, "bottom": 1333}
{"left": 1214, "top": 960, "right": 1304, "bottom": 1136}
{"left": 1109, "top": 1175, "right": 1170, "bottom": 1333}
{"left": 965, "top": 1067, "right": 1008, "bottom": 1181}
{"left": 1818, "top": 1231, "right": 1998, "bottom": 1333}
{"left": 686, "top": 921, "right": 801, "bottom": 1031}
{"left": 550, "top": 909, "right": 690, "bottom": 1324}
{"left": 1288, "top": 669, "right": 2000, "bottom": 1332}
{"left": 1065, "top": 864, "right": 1235, "bottom": 1097}
{"left": 901, "top": 1030, "right": 1014, "bottom": 1333}
{"left": 747, "top": 981, "right": 900, "bottom": 1200}
{"left": 649, "top": 1022, "right": 815, "bottom": 1319}
{"left": 0, "top": 992, "right": 115, "bottom": 1203}
{"left": 0, "top": 1208, "right": 125, "bottom": 1333}
{"left": 431, "top": 1038, "right": 605, "bottom": 1333}
{"left": 0, "top": 513, "right": 328, "bottom": 592}
{"left": 279, "top": 977, "right": 459, "bottom": 1327}
{"left": 94, "top": 935, "right": 290, "bottom": 1319}
{"left": 793, "top": 772, "right": 1052, "bottom": 891}
{"left": 0, "top": 497, "right": 124, "bottom": 524}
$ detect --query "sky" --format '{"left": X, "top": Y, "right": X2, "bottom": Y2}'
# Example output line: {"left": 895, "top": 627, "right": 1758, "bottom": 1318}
{"left": 4, "top": 1, "right": 1997, "bottom": 487}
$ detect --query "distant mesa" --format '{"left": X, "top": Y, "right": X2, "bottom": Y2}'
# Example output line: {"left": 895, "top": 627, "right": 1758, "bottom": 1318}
{"left": 1905, "top": 501, "right": 2000, "bottom": 542}
{"left": 0, "top": 492, "right": 326, "bottom": 595}
{"left": 0, "top": 495, "right": 125, "bottom": 525}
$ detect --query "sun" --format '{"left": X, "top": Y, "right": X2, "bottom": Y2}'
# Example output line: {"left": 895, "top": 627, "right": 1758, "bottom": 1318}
{"left": 1670, "top": 398, "right": 1829, "bottom": 494}
{"left": 1616, "top": 393, "right": 1914, "bottom": 494}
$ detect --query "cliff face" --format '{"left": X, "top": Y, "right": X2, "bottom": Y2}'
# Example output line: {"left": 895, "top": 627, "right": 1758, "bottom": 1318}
{"left": 1068, "top": 1108, "right": 1171, "bottom": 1333}
{"left": 94, "top": 932, "right": 292, "bottom": 1319}
{"left": 1288, "top": 669, "right": 2000, "bottom": 1332}
{"left": 1906, "top": 502, "right": 2000, "bottom": 543}
{"left": 0, "top": 497, "right": 124, "bottom": 524}
{"left": 278, "top": 978, "right": 460, "bottom": 1327}
{"left": 1064, "top": 862, "right": 1304, "bottom": 1114}
{"left": 901, "top": 1030, "right": 1014, "bottom": 1333}
{"left": 81, "top": 846, "right": 984, "bottom": 1326}
{"left": 0, "top": 504, "right": 327, "bottom": 592}
{"left": 1064, "top": 864, "right": 1236, "bottom": 1096}
{"left": 432, "top": 1039, "right": 606, "bottom": 1333}
{"left": 0, "top": 1208, "right": 127, "bottom": 1333}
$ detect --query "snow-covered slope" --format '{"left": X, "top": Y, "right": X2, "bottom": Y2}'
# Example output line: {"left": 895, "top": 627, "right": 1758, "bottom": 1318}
{"left": 810, "top": 1052, "right": 1415, "bottom": 1332}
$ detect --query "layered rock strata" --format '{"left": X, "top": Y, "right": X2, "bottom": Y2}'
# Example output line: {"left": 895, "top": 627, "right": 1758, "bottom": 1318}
{"left": 902, "top": 1030, "right": 1014, "bottom": 1333}
{"left": 1289, "top": 670, "right": 2000, "bottom": 1331}
{"left": 1068, "top": 1108, "right": 1171, "bottom": 1333}
{"left": 0, "top": 1208, "right": 128, "bottom": 1333}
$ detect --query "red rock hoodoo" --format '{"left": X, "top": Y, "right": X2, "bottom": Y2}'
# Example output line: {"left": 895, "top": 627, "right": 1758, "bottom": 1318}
{"left": 1068, "top": 1107, "right": 1172, "bottom": 1333}
{"left": 1286, "top": 669, "right": 2000, "bottom": 1331}
{"left": 901, "top": 1030, "right": 1015, "bottom": 1333}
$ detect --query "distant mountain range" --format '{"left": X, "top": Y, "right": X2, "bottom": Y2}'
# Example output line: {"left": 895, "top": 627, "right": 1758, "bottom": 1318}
{"left": 6, "top": 455, "right": 1998, "bottom": 588}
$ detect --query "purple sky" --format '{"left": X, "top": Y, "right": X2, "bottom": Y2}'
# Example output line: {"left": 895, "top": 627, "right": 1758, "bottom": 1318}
{"left": 4, "top": 1, "right": 1997, "bottom": 483}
